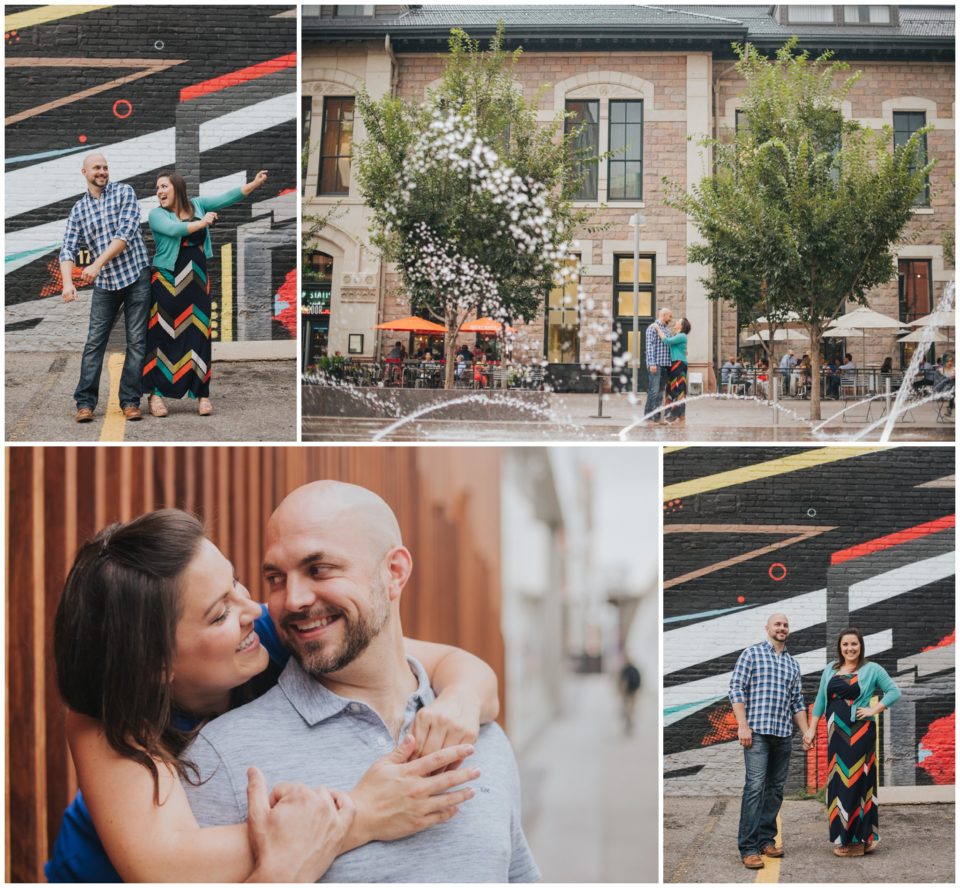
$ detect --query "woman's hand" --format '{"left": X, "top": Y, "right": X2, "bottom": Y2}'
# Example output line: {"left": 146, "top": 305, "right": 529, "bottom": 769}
{"left": 201, "top": 211, "right": 218, "bottom": 228}
{"left": 655, "top": 325, "right": 666, "bottom": 339}
{"left": 412, "top": 687, "right": 481, "bottom": 760}
{"left": 856, "top": 706, "right": 877, "bottom": 720}
{"left": 252, "top": 170, "right": 269, "bottom": 189}
{"left": 245, "top": 767, "right": 354, "bottom": 883}
{"left": 802, "top": 729, "right": 815, "bottom": 750}
{"left": 347, "top": 733, "right": 479, "bottom": 847}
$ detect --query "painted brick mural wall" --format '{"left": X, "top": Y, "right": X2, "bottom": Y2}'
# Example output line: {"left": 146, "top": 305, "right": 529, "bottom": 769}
{"left": 663, "top": 447, "right": 955, "bottom": 796}
{"left": 5, "top": 5, "right": 297, "bottom": 341}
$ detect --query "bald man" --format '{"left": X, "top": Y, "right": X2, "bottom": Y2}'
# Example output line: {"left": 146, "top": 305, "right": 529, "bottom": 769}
{"left": 59, "top": 153, "right": 151, "bottom": 422}
{"left": 183, "top": 482, "right": 540, "bottom": 883}
{"left": 728, "top": 613, "right": 809, "bottom": 869}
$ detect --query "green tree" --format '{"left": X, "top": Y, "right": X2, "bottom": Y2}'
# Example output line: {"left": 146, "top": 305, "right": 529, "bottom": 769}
{"left": 352, "top": 25, "right": 595, "bottom": 388}
{"left": 667, "top": 39, "right": 933, "bottom": 419}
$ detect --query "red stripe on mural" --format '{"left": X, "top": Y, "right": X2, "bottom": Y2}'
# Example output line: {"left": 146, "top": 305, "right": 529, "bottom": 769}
{"left": 180, "top": 53, "right": 297, "bottom": 102}
{"left": 830, "top": 515, "right": 955, "bottom": 565}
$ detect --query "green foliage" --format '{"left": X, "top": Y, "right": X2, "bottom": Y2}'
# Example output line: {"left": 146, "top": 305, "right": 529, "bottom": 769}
{"left": 665, "top": 38, "right": 933, "bottom": 416}
{"left": 352, "top": 23, "right": 596, "bottom": 385}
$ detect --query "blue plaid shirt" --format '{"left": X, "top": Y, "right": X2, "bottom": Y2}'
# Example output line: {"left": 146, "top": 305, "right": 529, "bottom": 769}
{"left": 59, "top": 181, "right": 149, "bottom": 291}
{"left": 645, "top": 320, "right": 671, "bottom": 367}
{"left": 728, "top": 640, "right": 804, "bottom": 737}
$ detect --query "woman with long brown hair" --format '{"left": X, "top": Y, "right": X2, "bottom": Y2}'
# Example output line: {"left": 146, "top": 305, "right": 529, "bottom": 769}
{"left": 47, "top": 509, "right": 498, "bottom": 881}
{"left": 804, "top": 628, "right": 901, "bottom": 857}
{"left": 144, "top": 171, "right": 268, "bottom": 417}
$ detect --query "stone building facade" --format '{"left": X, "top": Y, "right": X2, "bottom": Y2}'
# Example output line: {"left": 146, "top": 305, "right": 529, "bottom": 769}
{"left": 302, "top": 5, "right": 954, "bottom": 390}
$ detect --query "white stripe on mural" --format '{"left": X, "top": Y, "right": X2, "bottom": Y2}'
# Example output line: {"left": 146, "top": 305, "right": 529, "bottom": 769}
{"left": 5, "top": 94, "right": 294, "bottom": 219}
{"left": 663, "top": 630, "right": 893, "bottom": 726}
{"left": 665, "top": 552, "right": 955, "bottom": 677}
{"left": 4, "top": 173, "right": 245, "bottom": 273}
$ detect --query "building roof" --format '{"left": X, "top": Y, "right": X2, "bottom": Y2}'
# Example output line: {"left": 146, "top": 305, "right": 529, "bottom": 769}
{"left": 304, "top": 4, "right": 955, "bottom": 58}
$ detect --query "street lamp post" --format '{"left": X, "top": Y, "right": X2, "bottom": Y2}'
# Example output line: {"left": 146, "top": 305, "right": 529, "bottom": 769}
{"left": 629, "top": 213, "right": 646, "bottom": 396}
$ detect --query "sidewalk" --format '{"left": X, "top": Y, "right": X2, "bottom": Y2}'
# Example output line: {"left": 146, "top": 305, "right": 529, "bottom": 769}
{"left": 6, "top": 352, "right": 296, "bottom": 442}
{"left": 517, "top": 672, "right": 658, "bottom": 883}
{"left": 664, "top": 795, "right": 955, "bottom": 883}
{"left": 303, "top": 390, "right": 952, "bottom": 442}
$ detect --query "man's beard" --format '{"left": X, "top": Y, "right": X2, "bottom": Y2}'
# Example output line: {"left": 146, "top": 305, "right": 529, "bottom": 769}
{"left": 282, "top": 582, "right": 390, "bottom": 677}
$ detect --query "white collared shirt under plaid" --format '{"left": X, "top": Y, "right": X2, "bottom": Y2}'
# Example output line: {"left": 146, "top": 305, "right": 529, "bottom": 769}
{"left": 59, "top": 181, "right": 149, "bottom": 291}
{"left": 645, "top": 320, "right": 671, "bottom": 366}
{"left": 728, "top": 640, "right": 804, "bottom": 737}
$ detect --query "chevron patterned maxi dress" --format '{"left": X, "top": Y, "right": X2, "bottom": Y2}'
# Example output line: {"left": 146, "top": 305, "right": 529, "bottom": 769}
{"left": 826, "top": 672, "right": 878, "bottom": 849}
{"left": 143, "top": 227, "right": 211, "bottom": 399}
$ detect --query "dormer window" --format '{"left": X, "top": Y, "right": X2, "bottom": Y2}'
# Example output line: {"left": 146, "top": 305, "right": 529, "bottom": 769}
{"left": 844, "top": 5, "right": 892, "bottom": 24}
{"left": 785, "top": 5, "right": 834, "bottom": 23}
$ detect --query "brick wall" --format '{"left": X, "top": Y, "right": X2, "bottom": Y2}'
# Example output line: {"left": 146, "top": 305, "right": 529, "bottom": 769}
{"left": 663, "top": 447, "right": 955, "bottom": 795}
{"left": 5, "top": 5, "right": 297, "bottom": 342}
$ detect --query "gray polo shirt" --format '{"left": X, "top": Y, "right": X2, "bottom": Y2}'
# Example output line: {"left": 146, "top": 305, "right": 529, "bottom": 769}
{"left": 182, "top": 656, "right": 540, "bottom": 883}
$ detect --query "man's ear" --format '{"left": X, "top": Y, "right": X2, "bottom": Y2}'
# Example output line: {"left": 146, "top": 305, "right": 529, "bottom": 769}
{"left": 383, "top": 546, "right": 413, "bottom": 601}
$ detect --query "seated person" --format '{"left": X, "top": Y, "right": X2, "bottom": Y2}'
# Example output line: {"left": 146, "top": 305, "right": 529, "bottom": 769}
{"left": 183, "top": 483, "right": 540, "bottom": 884}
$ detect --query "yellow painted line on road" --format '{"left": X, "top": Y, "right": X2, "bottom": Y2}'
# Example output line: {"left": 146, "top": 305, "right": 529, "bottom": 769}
{"left": 99, "top": 352, "right": 126, "bottom": 442}
{"left": 220, "top": 244, "right": 233, "bottom": 342}
{"left": 5, "top": 5, "right": 109, "bottom": 30}
{"left": 755, "top": 816, "right": 782, "bottom": 883}
{"left": 663, "top": 446, "right": 885, "bottom": 502}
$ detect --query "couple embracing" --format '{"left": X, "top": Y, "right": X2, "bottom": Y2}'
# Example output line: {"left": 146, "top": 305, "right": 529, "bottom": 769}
{"left": 59, "top": 153, "right": 268, "bottom": 422}
{"left": 644, "top": 307, "right": 691, "bottom": 425}
{"left": 730, "top": 614, "right": 901, "bottom": 869}
{"left": 47, "top": 481, "right": 537, "bottom": 883}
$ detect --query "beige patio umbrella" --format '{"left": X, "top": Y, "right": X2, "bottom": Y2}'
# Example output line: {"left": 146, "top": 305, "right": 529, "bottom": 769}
{"left": 743, "top": 329, "right": 810, "bottom": 343}
{"left": 908, "top": 309, "right": 954, "bottom": 352}
{"left": 898, "top": 328, "right": 948, "bottom": 344}
{"left": 825, "top": 307, "right": 908, "bottom": 367}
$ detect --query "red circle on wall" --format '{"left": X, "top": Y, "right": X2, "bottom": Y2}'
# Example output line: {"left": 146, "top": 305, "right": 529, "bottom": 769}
{"left": 737, "top": 595, "right": 746, "bottom": 604}
{"left": 769, "top": 563, "right": 787, "bottom": 581}
{"left": 112, "top": 99, "right": 133, "bottom": 119}
{"left": 78, "top": 134, "right": 87, "bottom": 143}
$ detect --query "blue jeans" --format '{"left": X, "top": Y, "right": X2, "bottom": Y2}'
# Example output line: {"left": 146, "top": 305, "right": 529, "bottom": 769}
{"left": 645, "top": 364, "right": 670, "bottom": 420}
{"left": 74, "top": 268, "right": 150, "bottom": 410}
{"left": 737, "top": 733, "right": 792, "bottom": 857}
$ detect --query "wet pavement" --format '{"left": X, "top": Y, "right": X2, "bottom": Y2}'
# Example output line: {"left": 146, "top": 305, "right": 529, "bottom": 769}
{"left": 303, "top": 388, "right": 953, "bottom": 442}
{"left": 7, "top": 351, "right": 297, "bottom": 442}
{"left": 664, "top": 796, "right": 955, "bottom": 883}
{"left": 518, "top": 672, "right": 659, "bottom": 883}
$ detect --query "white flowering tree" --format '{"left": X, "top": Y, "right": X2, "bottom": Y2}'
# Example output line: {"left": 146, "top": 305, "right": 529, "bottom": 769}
{"left": 354, "top": 25, "right": 593, "bottom": 388}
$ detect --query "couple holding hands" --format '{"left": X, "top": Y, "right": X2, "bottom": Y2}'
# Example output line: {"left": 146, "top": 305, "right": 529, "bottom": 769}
{"left": 730, "top": 615, "right": 900, "bottom": 869}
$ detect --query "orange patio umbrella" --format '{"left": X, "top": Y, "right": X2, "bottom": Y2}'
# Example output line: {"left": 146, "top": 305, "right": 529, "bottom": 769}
{"left": 460, "top": 317, "right": 516, "bottom": 334}
{"left": 375, "top": 316, "right": 447, "bottom": 333}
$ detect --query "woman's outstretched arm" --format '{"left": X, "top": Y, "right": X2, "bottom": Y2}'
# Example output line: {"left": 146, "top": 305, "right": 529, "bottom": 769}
{"left": 67, "top": 710, "right": 350, "bottom": 883}
{"left": 403, "top": 638, "right": 500, "bottom": 757}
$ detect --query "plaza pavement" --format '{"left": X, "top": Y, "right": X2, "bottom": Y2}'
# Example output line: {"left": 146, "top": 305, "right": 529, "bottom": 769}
{"left": 664, "top": 795, "right": 955, "bottom": 883}
{"left": 518, "top": 671, "right": 659, "bottom": 883}
{"left": 303, "top": 388, "right": 953, "bottom": 442}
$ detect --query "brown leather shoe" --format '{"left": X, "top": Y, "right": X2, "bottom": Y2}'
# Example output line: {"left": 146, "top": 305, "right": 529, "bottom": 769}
{"left": 741, "top": 854, "right": 765, "bottom": 869}
{"left": 198, "top": 397, "right": 213, "bottom": 416}
{"left": 122, "top": 404, "right": 142, "bottom": 421}
{"left": 864, "top": 842, "right": 877, "bottom": 855}
{"left": 833, "top": 843, "right": 865, "bottom": 857}
{"left": 75, "top": 407, "right": 94, "bottom": 423}
{"left": 761, "top": 844, "right": 784, "bottom": 858}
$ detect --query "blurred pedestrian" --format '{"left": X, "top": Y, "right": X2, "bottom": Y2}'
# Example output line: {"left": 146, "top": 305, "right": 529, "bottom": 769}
{"left": 618, "top": 660, "right": 641, "bottom": 735}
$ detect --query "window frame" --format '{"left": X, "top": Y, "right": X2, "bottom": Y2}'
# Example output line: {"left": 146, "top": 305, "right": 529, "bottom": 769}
{"left": 893, "top": 110, "right": 930, "bottom": 207}
{"left": 543, "top": 255, "right": 582, "bottom": 365}
{"left": 318, "top": 96, "right": 355, "bottom": 196}
{"left": 565, "top": 100, "right": 600, "bottom": 202}
{"left": 606, "top": 99, "right": 644, "bottom": 202}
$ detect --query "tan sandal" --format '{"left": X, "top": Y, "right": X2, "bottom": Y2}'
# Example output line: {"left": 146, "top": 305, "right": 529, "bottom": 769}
{"left": 198, "top": 397, "right": 213, "bottom": 416}
{"left": 148, "top": 395, "right": 168, "bottom": 418}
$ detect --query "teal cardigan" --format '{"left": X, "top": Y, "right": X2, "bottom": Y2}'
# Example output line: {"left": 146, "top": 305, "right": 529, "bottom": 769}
{"left": 663, "top": 332, "right": 688, "bottom": 363}
{"left": 812, "top": 661, "right": 901, "bottom": 719}
{"left": 148, "top": 187, "right": 245, "bottom": 271}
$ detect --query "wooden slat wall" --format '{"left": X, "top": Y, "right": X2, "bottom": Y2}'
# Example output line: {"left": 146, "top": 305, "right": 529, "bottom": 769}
{"left": 6, "top": 446, "right": 503, "bottom": 884}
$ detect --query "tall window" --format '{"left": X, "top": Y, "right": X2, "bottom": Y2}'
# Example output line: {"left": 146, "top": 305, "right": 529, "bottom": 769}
{"left": 608, "top": 100, "right": 643, "bottom": 201}
{"left": 614, "top": 254, "right": 654, "bottom": 370}
{"left": 565, "top": 100, "right": 599, "bottom": 201}
{"left": 319, "top": 97, "right": 354, "bottom": 195}
{"left": 893, "top": 111, "right": 929, "bottom": 206}
{"left": 898, "top": 258, "right": 933, "bottom": 362}
{"left": 545, "top": 256, "right": 581, "bottom": 363}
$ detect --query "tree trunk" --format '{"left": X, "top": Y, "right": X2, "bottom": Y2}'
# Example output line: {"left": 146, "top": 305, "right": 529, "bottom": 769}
{"left": 809, "top": 326, "right": 822, "bottom": 421}
{"left": 444, "top": 307, "right": 457, "bottom": 390}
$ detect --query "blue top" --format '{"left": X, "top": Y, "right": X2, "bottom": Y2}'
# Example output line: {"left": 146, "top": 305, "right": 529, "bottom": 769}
{"left": 811, "top": 660, "right": 901, "bottom": 719}
{"left": 663, "top": 332, "right": 688, "bottom": 363}
{"left": 148, "top": 187, "right": 246, "bottom": 272}
{"left": 45, "top": 605, "right": 287, "bottom": 883}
